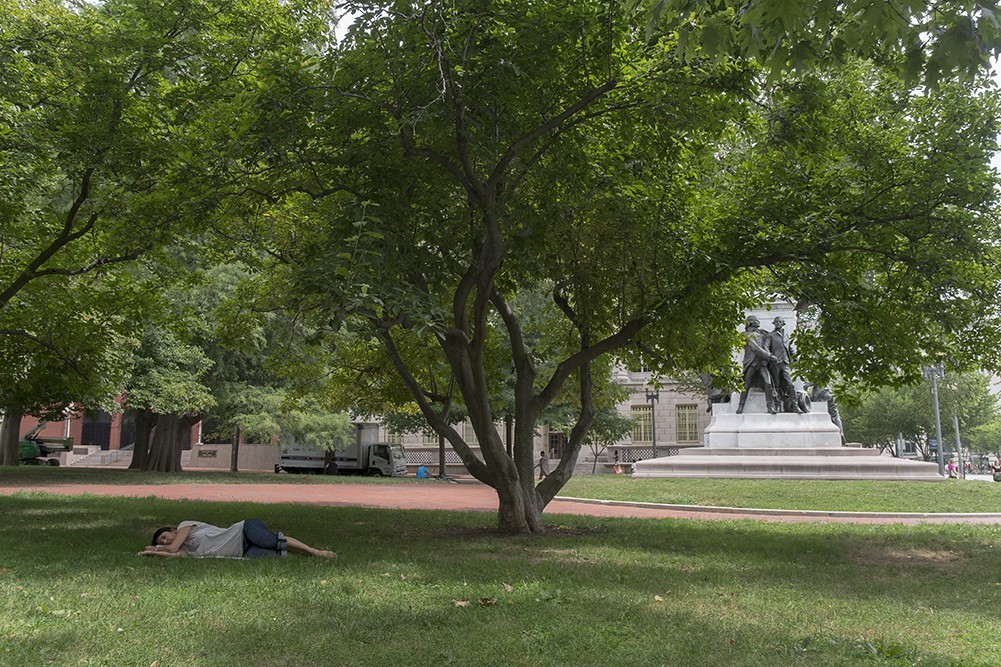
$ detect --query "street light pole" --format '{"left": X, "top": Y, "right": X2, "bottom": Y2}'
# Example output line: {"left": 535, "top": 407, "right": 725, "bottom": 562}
{"left": 922, "top": 363, "right": 946, "bottom": 477}
{"left": 953, "top": 414, "right": 965, "bottom": 479}
{"left": 646, "top": 388, "right": 660, "bottom": 459}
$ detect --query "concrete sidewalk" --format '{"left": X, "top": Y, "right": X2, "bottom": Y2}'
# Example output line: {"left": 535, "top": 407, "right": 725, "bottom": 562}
{"left": 2, "top": 481, "right": 1001, "bottom": 524}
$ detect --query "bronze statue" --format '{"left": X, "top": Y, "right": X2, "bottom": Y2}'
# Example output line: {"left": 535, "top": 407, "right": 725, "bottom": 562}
{"left": 736, "top": 315, "right": 778, "bottom": 414}
{"left": 766, "top": 317, "right": 802, "bottom": 413}
{"left": 700, "top": 372, "right": 732, "bottom": 413}
{"left": 805, "top": 382, "right": 846, "bottom": 443}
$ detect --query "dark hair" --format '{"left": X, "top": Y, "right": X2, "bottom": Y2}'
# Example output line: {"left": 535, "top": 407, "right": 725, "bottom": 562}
{"left": 151, "top": 526, "right": 174, "bottom": 546}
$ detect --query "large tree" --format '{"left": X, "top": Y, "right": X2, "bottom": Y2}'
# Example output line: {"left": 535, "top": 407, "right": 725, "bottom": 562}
{"left": 0, "top": 0, "right": 328, "bottom": 464}
{"left": 233, "top": 1, "right": 1000, "bottom": 532}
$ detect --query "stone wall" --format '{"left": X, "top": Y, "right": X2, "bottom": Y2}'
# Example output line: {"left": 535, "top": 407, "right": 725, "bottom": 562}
{"left": 187, "top": 443, "right": 280, "bottom": 472}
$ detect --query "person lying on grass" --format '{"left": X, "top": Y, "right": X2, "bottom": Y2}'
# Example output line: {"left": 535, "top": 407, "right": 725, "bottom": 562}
{"left": 139, "top": 518, "right": 336, "bottom": 559}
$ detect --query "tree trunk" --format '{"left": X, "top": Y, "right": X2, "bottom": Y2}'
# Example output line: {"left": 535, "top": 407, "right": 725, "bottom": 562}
{"left": 495, "top": 475, "right": 546, "bottom": 533}
{"left": 437, "top": 433, "right": 446, "bottom": 479}
{"left": 0, "top": 408, "right": 23, "bottom": 466}
{"left": 230, "top": 424, "right": 240, "bottom": 472}
{"left": 128, "top": 409, "right": 155, "bottom": 470}
{"left": 143, "top": 413, "right": 198, "bottom": 472}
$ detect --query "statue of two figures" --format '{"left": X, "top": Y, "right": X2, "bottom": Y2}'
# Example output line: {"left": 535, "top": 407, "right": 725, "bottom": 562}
{"left": 699, "top": 314, "right": 845, "bottom": 442}
{"left": 735, "top": 315, "right": 800, "bottom": 414}
{"left": 703, "top": 315, "right": 844, "bottom": 434}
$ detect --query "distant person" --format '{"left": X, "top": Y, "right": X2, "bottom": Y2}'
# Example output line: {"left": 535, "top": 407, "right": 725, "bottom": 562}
{"left": 946, "top": 459, "right": 959, "bottom": 479}
{"left": 324, "top": 453, "right": 338, "bottom": 476}
{"left": 140, "top": 519, "right": 335, "bottom": 559}
{"left": 416, "top": 464, "right": 431, "bottom": 478}
{"left": 537, "top": 451, "right": 550, "bottom": 480}
{"left": 991, "top": 458, "right": 1001, "bottom": 482}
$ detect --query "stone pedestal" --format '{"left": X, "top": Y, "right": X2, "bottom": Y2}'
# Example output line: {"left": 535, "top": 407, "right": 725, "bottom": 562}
{"left": 632, "top": 390, "right": 943, "bottom": 481}
{"left": 704, "top": 395, "right": 843, "bottom": 448}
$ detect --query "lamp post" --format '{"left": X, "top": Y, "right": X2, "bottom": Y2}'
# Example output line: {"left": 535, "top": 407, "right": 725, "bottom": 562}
{"left": 646, "top": 388, "right": 660, "bottom": 459}
{"left": 953, "top": 414, "right": 965, "bottom": 479}
{"left": 922, "top": 363, "right": 946, "bottom": 477}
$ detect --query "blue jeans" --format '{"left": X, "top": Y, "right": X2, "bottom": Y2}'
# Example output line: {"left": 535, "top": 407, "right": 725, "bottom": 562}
{"left": 242, "top": 519, "right": 288, "bottom": 558}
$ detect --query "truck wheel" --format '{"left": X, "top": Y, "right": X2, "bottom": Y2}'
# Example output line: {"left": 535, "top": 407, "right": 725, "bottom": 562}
{"left": 47, "top": 458, "right": 60, "bottom": 467}
{"left": 368, "top": 468, "right": 383, "bottom": 477}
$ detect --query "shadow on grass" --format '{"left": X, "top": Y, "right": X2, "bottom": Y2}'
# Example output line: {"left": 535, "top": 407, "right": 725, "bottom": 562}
{"left": 5, "top": 493, "right": 1001, "bottom": 665}
{"left": 0, "top": 466, "right": 413, "bottom": 486}
{"left": 4, "top": 493, "right": 1001, "bottom": 622}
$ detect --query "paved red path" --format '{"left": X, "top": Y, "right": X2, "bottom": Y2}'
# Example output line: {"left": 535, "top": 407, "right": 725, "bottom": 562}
{"left": 3, "top": 481, "right": 1001, "bottom": 524}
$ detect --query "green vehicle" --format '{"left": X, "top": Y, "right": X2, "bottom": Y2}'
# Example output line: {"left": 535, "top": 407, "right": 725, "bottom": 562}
{"left": 19, "top": 425, "right": 72, "bottom": 466}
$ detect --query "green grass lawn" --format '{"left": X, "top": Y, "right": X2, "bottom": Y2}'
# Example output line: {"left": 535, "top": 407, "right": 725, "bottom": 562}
{"left": 3, "top": 489, "right": 1001, "bottom": 666}
{"left": 560, "top": 476, "right": 1001, "bottom": 513}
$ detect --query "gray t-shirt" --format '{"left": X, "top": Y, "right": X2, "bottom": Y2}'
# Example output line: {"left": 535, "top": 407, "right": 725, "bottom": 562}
{"left": 177, "top": 521, "right": 245, "bottom": 558}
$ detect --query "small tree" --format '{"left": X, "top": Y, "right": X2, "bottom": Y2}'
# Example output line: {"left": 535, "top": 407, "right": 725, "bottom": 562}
{"left": 582, "top": 408, "right": 636, "bottom": 474}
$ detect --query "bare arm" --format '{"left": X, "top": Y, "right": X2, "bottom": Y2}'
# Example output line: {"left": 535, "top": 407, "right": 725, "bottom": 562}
{"left": 138, "top": 547, "right": 187, "bottom": 557}
{"left": 138, "top": 524, "right": 193, "bottom": 557}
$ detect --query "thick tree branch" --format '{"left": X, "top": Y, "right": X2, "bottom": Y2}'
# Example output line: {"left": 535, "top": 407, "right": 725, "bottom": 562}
{"left": 0, "top": 329, "right": 88, "bottom": 378}
{"left": 419, "top": 7, "right": 486, "bottom": 202}
{"left": 379, "top": 329, "right": 491, "bottom": 480}
{"left": 0, "top": 169, "right": 99, "bottom": 309}
{"left": 487, "top": 79, "right": 618, "bottom": 191}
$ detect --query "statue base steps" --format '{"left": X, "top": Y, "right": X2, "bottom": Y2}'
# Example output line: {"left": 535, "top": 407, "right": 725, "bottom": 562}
{"left": 631, "top": 392, "right": 943, "bottom": 481}
{"left": 631, "top": 446, "right": 944, "bottom": 481}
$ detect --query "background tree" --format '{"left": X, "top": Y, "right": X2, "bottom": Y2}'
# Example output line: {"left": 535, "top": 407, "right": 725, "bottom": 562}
{"left": 202, "top": 264, "right": 357, "bottom": 462}
{"left": 124, "top": 303, "right": 217, "bottom": 472}
{"left": 967, "top": 415, "right": 1001, "bottom": 460}
{"left": 0, "top": 0, "right": 329, "bottom": 465}
{"left": 0, "top": 277, "right": 138, "bottom": 464}
{"left": 841, "top": 371, "right": 999, "bottom": 459}
{"left": 581, "top": 408, "right": 636, "bottom": 475}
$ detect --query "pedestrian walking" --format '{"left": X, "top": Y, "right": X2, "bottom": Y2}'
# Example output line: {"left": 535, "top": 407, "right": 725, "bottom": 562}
{"left": 537, "top": 451, "right": 550, "bottom": 480}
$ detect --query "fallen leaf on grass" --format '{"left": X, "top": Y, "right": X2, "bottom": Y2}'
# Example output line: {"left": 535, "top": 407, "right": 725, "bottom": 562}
{"left": 319, "top": 580, "right": 328, "bottom": 586}
{"left": 654, "top": 595, "right": 664, "bottom": 602}
{"left": 479, "top": 598, "right": 497, "bottom": 607}
{"left": 502, "top": 583, "right": 514, "bottom": 592}
{"left": 452, "top": 599, "right": 470, "bottom": 607}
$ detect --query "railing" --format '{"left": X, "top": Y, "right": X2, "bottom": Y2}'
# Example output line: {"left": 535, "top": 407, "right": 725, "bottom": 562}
{"left": 71, "top": 444, "right": 133, "bottom": 467}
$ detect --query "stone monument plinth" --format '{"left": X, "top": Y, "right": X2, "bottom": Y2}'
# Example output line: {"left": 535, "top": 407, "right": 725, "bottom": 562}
{"left": 632, "top": 390, "right": 943, "bottom": 481}
{"left": 703, "top": 392, "right": 842, "bottom": 449}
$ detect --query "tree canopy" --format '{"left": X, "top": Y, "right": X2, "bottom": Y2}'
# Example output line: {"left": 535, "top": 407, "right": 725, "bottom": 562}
{"left": 4, "top": 0, "right": 1000, "bottom": 531}
{"left": 632, "top": 0, "right": 1001, "bottom": 85}
{"left": 218, "top": 0, "right": 1001, "bottom": 532}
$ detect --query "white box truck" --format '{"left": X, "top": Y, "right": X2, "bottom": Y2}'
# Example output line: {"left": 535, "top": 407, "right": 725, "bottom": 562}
{"left": 276, "top": 425, "right": 407, "bottom": 476}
